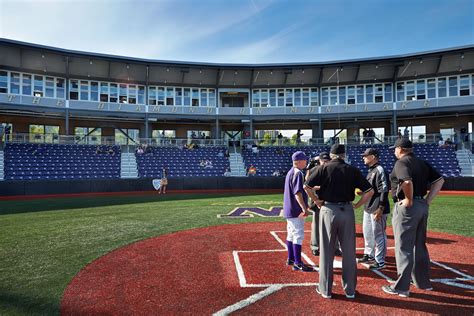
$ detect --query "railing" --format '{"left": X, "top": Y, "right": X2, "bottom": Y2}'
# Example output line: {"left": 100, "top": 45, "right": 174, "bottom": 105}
{"left": 0, "top": 132, "right": 472, "bottom": 151}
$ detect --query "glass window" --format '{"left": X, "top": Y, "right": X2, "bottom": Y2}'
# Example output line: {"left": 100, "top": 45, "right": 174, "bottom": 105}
{"left": 365, "top": 85, "right": 374, "bottom": 103}
{"left": 321, "top": 88, "right": 329, "bottom": 106}
{"left": 175, "top": 87, "right": 183, "bottom": 106}
{"left": 329, "top": 87, "right": 337, "bottom": 105}
{"left": 459, "top": 75, "right": 469, "bottom": 96}
{"left": 33, "top": 75, "right": 43, "bottom": 97}
{"left": 261, "top": 89, "right": 269, "bottom": 106}
{"left": 166, "top": 87, "right": 174, "bottom": 105}
{"left": 10, "top": 72, "right": 20, "bottom": 94}
{"left": 200, "top": 88, "right": 208, "bottom": 106}
{"left": 302, "top": 88, "right": 309, "bottom": 106}
{"left": 0, "top": 71, "right": 7, "bottom": 93}
{"left": 209, "top": 89, "right": 216, "bottom": 107}
{"left": 109, "top": 83, "right": 118, "bottom": 103}
{"left": 138, "top": 86, "right": 145, "bottom": 104}
{"left": 278, "top": 89, "right": 285, "bottom": 106}
{"left": 148, "top": 86, "right": 157, "bottom": 105}
{"left": 448, "top": 76, "right": 458, "bottom": 97}
{"left": 416, "top": 80, "right": 426, "bottom": 100}
{"left": 293, "top": 89, "right": 301, "bottom": 106}
{"left": 338, "top": 86, "right": 346, "bottom": 105}
{"left": 29, "top": 124, "right": 45, "bottom": 143}
{"left": 128, "top": 84, "right": 137, "bottom": 104}
{"left": 45, "top": 77, "right": 54, "bottom": 98}
{"left": 356, "top": 85, "right": 364, "bottom": 103}
{"left": 80, "top": 80, "right": 89, "bottom": 101}
{"left": 374, "top": 84, "right": 383, "bottom": 103}
{"left": 119, "top": 84, "right": 127, "bottom": 103}
{"left": 310, "top": 88, "right": 318, "bottom": 106}
{"left": 45, "top": 125, "right": 60, "bottom": 143}
{"left": 115, "top": 128, "right": 139, "bottom": 145}
{"left": 396, "top": 82, "right": 404, "bottom": 101}
{"left": 22, "top": 74, "right": 32, "bottom": 96}
{"left": 406, "top": 81, "right": 415, "bottom": 101}
{"left": 90, "top": 81, "right": 99, "bottom": 101}
{"left": 347, "top": 86, "right": 355, "bottom": 104}
{"left": 427, "top": 79, "right": 436, "bottom": 99}
{"left": 158, "top": 87, "right": 165, "bottom": 105}
{"left": 472, "top": 75, "right": 474, "bottom": 95}
{"left": 285, "top": 89, "right": 293, "bottom": 106}
{"left": 384, "top": 83, "right": 392, "bottom": 102}
{"left": 100, "top": 82, "right": 109, "bottom": 102}
{"left": 183, "top": 88, "right": 191, "bottom": 106}
{"left": 437, "top": 78, "right": 447, "bottom": 98}
{"left": 269, "top": 89, "right": 277, "bottom": 107}
{"left": 56, "top": 78, "right": 65, "bottom": 99}
{"left": 69, "top": 79, "right": 78, "bottom": 100}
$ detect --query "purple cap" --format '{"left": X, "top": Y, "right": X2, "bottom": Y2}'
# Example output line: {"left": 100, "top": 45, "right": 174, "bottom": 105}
{"left": 292, "top": 151, "right": 308, "bottom": 161}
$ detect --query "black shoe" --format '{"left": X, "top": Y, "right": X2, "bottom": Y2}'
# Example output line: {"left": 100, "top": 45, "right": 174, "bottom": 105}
{"left": 286, "top": 259, "right": 294, "bottom": 266}
{"left": 312, "top": 249, "right": 320, "bottom": 256}
{"left": 293, "top": 263, "right": 314, "bottom": 272}
{"left": 369, "top": 262, "right": 385, "bottom": 270}
{"left": 316, "top": 284, "right": 332, "bottom": 299}
{"left": 335, "top": 249, "right": 342, "bottom": 256}
{"left": 357, "top": 254, "right": 375, "bottom": 263}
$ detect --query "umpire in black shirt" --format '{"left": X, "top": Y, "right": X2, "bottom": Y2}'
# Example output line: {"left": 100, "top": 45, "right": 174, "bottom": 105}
{"left": 382, "top": 138, "right": 444, "bottom": 297}
{"left": 305, "top": 144, "right": 373, "bottom": 299}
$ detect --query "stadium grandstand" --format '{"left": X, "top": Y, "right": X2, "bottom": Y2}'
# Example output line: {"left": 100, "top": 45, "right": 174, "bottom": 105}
{"left": 0, "top": 38, "right": 473, "bottom": 195}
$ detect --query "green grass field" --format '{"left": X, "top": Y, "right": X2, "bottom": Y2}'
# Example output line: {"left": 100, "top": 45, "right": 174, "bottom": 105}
{"left": 0, "top": 193, "right": 473, "bottom": 315}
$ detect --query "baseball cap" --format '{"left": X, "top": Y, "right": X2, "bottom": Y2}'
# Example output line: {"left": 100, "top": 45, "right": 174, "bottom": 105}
{"left": 389, "top": 138, "right": 413, "bottom": 149}
{"left": 292, "top": 151, "right": 308, "bottom": 161}
{"left": 330, "top": 144, "right": 345, "bottom": 155}
{"left": 361, "top": 148, "right": 379, "bottom": 158}
{"left": 318, "top": 152, "right": 330, "bottom": 161}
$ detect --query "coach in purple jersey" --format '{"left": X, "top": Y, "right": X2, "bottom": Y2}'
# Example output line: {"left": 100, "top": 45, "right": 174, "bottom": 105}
{"left": 283, "top": 151, "right": 313, "bottom": 272}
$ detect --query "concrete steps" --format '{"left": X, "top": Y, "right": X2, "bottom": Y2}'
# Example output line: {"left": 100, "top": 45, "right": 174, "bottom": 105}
{"left": 456, "top": 149, "right": 473, "bottom": 177}
{"left": 121, "top": 152, "right": 138, "bottom": 178}
{"left": 229, "top": 152, "right": 247, "bottom": 177}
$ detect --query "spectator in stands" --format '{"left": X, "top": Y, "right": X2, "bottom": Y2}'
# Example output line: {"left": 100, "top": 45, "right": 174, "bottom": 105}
{"left": 145, "top": 145, "right": 152, "bottom": 154}
{"left": 272, "top": 169, "right": 282, "bottom": 177}
{"left": 397, "top": 129, "right": 403, "bottom": 139}
{"left": 96, "top": 146, "right": 105, "bottom": 154}
{"left": 296, "top": 129, "right": 303, "bottom": 145}
{"left": 438, "top": 137, "right": 445, "bottom": 147}
{"left": 217, "top": 150, "right": 224, "bottom": 158}
{"left": 0, "top": 123, "right": 4, "bottom": 146}
{"left": 4, "top": 125, "right": 11, "bottom": 142}
{"left": 362, "top": 129, "right": 369, "bottom": 144}
{"left": 247, "top": 165, "right": 257, "bottom": 176}
{"left": 204, "top": 160, "right": 213, "bottom": 169}
{"left": 403, "top": 127, "right": 410, "bottom": 139}
{"left": 277, "top": 132, "right": 283, "bottom": 145}
{"left": 444, "top": 138, "right": 454, "bottom": 147}
{"left": 224, "top": 149, "right": 230, "bottom": 158}
{"left": 199, "top": 160, "right": 206, "bottom": 168}
{"left": 107, "top": 147, "right": 115, "bottom": 155}
{"left": 224, "top": 168, "right": 232, "bottom": 177}
{"left": 159, "top": 167, "right": 168, "bottom": 194}
{"left": 136, "top": 145, "right": 144, "bottom": 155}
{"left": 252, "top": 143, "right": 259, "bottom": 154}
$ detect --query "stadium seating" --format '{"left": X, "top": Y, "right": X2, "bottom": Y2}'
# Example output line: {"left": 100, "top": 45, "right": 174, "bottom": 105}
{"left": 242, "top": 143, "right": 461, "bottom": 178}
{"left": 136, "top": 146, "right": 230, "bottom": 178}
{"left": 4, "top": 143, "right": 121, "bottom": 180}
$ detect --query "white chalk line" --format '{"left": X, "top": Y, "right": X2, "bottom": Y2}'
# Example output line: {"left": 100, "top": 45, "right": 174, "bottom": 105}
{"left": 218, "top": 230, "right": 472, "bottom": 315}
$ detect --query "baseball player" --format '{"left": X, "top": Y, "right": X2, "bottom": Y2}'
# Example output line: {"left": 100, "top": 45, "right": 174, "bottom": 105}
{"left": 357, "top": 148, "right": 390, "bottom": 270}
{"left": 283, "top": 151, "right": 312, "bottom": 272}
{"left": 382, "top": 138, "right": 444, "bottom": 297}
{"left": 305, "top": 144, "right": 373, "bottom": 299}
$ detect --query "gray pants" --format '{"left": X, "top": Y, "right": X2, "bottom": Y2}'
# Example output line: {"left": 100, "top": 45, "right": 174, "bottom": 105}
{"left": 362, "top": 212, "right": 388, "bottom": 264}
{"left": 392, "top": 199, "right": 431, "bottom": 292}
{"left": 319, "top": 203, "right": 357, "bottom": 297}
{"left": 311, "top": 208, "right": 341, "bottom": 252}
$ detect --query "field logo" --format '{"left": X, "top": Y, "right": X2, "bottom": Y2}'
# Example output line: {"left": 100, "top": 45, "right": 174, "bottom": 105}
{"left": 218, "top": 207, "right": 283, "bottom": 218}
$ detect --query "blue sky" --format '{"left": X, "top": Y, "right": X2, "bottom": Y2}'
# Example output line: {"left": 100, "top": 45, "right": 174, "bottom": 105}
{"left": 1, "top": 0, "right": 473, "bottom": 63}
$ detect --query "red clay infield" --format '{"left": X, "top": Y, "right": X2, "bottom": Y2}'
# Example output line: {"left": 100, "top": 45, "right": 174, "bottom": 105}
{"left": 61, "top": 222, "right": 474, "bottom": 315}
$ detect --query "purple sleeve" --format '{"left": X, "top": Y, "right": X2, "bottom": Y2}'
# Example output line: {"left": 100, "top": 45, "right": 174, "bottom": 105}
{"left": 293, "top": 171, "right": 305, "bottom": 195}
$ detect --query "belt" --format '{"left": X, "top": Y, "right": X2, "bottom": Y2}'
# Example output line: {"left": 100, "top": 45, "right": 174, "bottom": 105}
{"left": 394, "top": 196, "right": 424, "bottom": 202}
{"left": 324, "top": 201, "right": 351, "bottom": 205}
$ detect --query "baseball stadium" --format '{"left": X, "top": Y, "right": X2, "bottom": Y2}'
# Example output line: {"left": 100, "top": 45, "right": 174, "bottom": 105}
{"left": 0, "top": 37, "right": 473, "bottom": 315}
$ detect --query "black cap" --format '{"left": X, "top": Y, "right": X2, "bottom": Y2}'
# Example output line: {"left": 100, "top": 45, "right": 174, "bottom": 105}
{"left": 319, "top": 152, "right": 330, "bottom": 161}
{"left": 361, "top": 148, "right": 379, "bottom": 158}
{"left": 330, "top": 144, "right": 345, "bottom": 155}
{"left": 389, "top": 138, "right": 413, "bottom": 149}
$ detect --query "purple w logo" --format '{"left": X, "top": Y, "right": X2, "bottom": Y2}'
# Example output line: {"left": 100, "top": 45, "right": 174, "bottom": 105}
{"left": 218, "top": 207, "right": 283, "bottom": 218}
